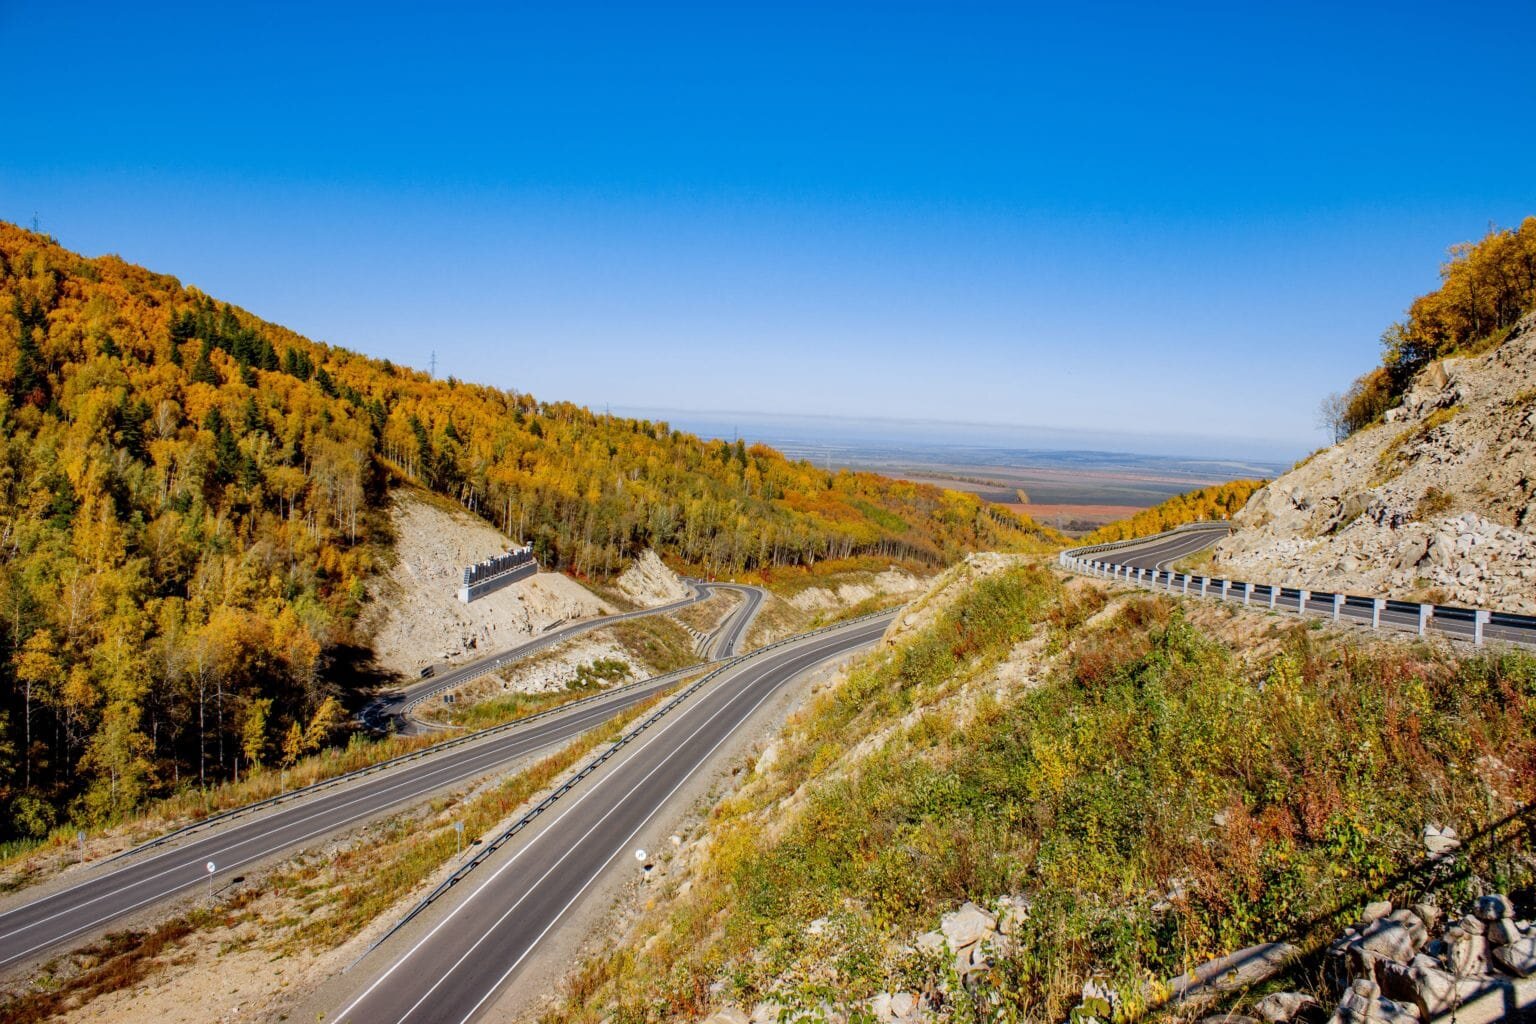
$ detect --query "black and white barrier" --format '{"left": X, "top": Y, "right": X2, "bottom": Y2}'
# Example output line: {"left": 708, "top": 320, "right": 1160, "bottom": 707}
{"left": 1059, "top": 531, "right": 1534, "bottom": 649}
{"left": 458, "top": 545, "right": 537, "bottom": 603}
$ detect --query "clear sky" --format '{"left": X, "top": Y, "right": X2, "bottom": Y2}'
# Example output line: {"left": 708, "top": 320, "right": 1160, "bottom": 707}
{"left": 3, "top": 1, "right": 1532, "bottom": 461}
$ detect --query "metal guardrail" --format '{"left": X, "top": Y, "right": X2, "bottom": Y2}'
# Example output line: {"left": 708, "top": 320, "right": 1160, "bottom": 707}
{"left": 1059, "top": 526, "right": 1536, "bottom": 649}
{"left": 104, "top": 662, "right": 715, "bottom": 864}
{"left": 390, "top": 584, "right": 710, "bottom": 722}
{"left": 352, "top": 607, "right": 898, "bottom": 964}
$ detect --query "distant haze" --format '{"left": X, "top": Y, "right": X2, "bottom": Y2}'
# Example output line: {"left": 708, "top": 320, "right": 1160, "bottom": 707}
{"left": 613, "top": 406, "right": 1296, "bottom": 472}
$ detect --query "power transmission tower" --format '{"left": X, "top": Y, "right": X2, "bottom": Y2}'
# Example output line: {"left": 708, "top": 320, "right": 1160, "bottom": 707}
{"left": 428, "top": 351, "right": 437, "bottom": 379}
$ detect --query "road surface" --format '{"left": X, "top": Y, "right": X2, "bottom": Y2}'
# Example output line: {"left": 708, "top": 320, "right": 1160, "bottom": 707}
{"left": 1069, "top": 525, "right": 1536, "bottom": 647}
{"left": 327, "top": 613, "right": 894, "bottom": 1024}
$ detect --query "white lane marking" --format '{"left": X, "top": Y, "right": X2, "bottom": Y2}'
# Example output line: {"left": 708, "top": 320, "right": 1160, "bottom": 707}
{"left": 0, "top": 666, "right": 677, "bottom": 932}
{"left": 422, "top": 633, "right": 861, "bottom": 1024}
{"left": 0, "top": 694, "right": 657, "bottom": 966}
{"left": 446, "top": 638, "right": 840, "bottom": 1024}
{"left": 331, "top": 626, "right": 875, "bottom": 1024}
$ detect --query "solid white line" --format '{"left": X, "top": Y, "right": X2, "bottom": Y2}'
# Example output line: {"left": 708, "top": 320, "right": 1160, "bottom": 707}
{"left": 0, "top": 652, "right": 679, "bottom": 933}
{"left": 449, "top": 637, "right": 834, "bottom": 1024}
{"left": 331, "top": 626, "right": 869, "bottom": 1024}
{"left": 0, "top": 693, "right": 654, "bottom": 966}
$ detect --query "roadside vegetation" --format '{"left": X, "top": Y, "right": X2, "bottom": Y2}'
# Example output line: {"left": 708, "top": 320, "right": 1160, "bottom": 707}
{"left": 0, "top": 689, "right": 674, "bottom": 1023}
{"left": 548, "top": 562, "right": 1536, "bottom": 1023}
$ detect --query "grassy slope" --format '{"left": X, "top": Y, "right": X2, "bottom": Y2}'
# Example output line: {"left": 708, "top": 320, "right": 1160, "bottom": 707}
{"left": 549, "top": 562, "right": 1536, "bottom": 1023}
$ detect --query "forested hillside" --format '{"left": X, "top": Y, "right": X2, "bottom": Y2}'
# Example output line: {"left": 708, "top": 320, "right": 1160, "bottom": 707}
{"left": 1076, "top": 479, "right": 1265, "bottom": 545}
{"left": 1332, "top": 216, "right": 1536, "bottom": 434}
{"left": 0, "top": 223, "right": 1054, "bottom": 834}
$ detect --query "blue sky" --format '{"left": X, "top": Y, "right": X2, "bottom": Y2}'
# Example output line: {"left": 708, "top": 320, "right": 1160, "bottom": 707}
{"left": 3, "top": 1, "right": 1533, "bottom": 460}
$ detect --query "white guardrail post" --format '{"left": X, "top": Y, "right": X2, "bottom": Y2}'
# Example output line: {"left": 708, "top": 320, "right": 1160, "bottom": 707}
{"left": 1060, "top": 524, "right": 1528, "bottom": 651}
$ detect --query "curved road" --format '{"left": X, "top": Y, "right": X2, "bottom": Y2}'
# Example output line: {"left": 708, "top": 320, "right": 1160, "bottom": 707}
{"left": 0, "top": 580, "right": 767, "bottom": 972}
{"left": 327, "top": 613, "right": 894, "bottom": 1024}
{"left": 1068, "top": 525, "right": 1536, "bottom": 647}
{"left": 370, "top": 580, "right": 740, "bottom": 734}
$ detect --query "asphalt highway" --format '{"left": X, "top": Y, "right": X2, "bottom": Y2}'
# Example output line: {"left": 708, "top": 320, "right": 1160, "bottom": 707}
{"left": 367, "top": 581, "right": 719, "bottom": 734}
{"left": 699, "top": 581, "right": 766, "bottom": 659}
{"left": 0, "top": 662, "right": 716, "bottom": 973}
{"left": 0, "top": 579, "right": 775, "bottom": 973}
{"left": 328, "top": 613, "right": 894, "bottom": 1024}
{"left": 1071, "top": 526, "right": 1536, "bottom": 647}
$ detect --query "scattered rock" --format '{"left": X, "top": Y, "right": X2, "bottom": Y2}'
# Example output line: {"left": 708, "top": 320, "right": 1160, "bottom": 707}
{"left": 940, "top": 901, "right": 997, "bottom": 950}
{"left": 1255, "top": 990, "right": 1319, "bottom": 1022}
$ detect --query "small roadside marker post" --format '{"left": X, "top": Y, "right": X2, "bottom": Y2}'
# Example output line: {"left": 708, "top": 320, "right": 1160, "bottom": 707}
{"left": 77, "top": 830, "right": 85, "bottom": 864}
{"left": 1372, "top": 598, "right": 1384, "bottom": 629}
{"left": 1475, "top": 610, "right": 1490, "bottom": 647}
{"left": 1299, "top": 589, "right": 1310, "bottom": 616}
{"left": 1221, "top": 580, "right": 1231, "bottom": 601}
{"left": 1243, "top": 583, "right": 1252, "bottom": 606}
{"left": 1268, "top": 587, "right": 1277, "bottom": 611}
{"left": 1333, "top": 594, "right": 1343, "bottom": 622}
{"left": 206, "top": 861, "right": 216, "bottom": 902}
{"left": 1419, "top": 604, "right": 1432, "bottom": 637}
{"left": 455, "top": 820, "right": 465, "bottom": 858}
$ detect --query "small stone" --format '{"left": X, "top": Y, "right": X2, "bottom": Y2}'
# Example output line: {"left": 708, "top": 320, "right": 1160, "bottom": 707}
{"left": 1493, "top": 935, "right": 1536, "bottom": 977}
{"left": 1254, "top": 990, "right": 1318, "bottom": 1022}
{"left": 1477, "top": 894, "right": 1515, "bottom": 921}
{"left": 914, "top": 930, "right": 945, "bottom": 955}
{"left": 1361, "top": 901, "right": 1394, "bottom": 925}
{"left": 1410, "top": 903, "right": 1441, "bottom": 931}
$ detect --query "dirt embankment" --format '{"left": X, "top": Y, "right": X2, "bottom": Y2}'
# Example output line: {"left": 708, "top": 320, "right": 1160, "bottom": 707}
{"left": 362, "top": 491, "right": 614, "bottom": 679}
{"left": 1212, "top": 310, "right": 1536, "bottom": 613}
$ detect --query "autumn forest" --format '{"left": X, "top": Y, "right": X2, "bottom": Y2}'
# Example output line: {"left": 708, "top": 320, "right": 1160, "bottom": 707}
{"left": 0, "top": 223, "right": 1057, "bottom": 837}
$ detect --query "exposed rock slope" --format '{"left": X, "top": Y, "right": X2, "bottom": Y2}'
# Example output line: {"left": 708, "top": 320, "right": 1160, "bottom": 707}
{"left": 1212, "top": 311, "right": 1536, "bottom": 613}
{"left": 613, "top": 548, "right": 692, "bottom": 607}
{"left": 363, "top": 491, "right": 613, "bottom": 677}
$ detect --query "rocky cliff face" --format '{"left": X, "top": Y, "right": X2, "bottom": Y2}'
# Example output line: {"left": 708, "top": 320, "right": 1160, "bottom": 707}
{"left": 1211, "top": 311, "right": 1536, "bottom": 614}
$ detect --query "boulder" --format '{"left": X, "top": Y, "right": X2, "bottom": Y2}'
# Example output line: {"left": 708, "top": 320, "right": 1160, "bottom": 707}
{"left": 1255, "top": 990, "right": 1320, "bottom": 1022}
{"left": 1493, "top": 935, "right": 1536, "bottom": 977}
{"left": 940, "top": 901, "right": 997, "bottom": 950}
{"left": 703, "top": 1009, "right": 750, "bottom": 1024}
{"left": 1421, "top": 825, "right": 1459, "bottom": 860}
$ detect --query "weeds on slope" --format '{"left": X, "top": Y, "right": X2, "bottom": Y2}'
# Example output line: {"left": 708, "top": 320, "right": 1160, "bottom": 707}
{"left": 548, "top": 571, "right": 1536, "bottom": 1024}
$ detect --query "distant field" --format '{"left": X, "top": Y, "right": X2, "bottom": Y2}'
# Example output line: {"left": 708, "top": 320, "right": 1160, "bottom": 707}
{"left": 1003, "top": 502, "right": 1144, "bottom": 533}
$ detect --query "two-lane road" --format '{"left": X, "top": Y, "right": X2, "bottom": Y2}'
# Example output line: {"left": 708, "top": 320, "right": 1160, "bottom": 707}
{"left": 369, "top": 580, "right": 721, "bottom": 733}
{"left": 329, "top": 613, "right": 893, "bottom": 1024}
{"left": 0, "top": 662, "right": 705, "bottom": 973}
{"left": 1069, "top": 525, "right": 1536, "bottom": 647}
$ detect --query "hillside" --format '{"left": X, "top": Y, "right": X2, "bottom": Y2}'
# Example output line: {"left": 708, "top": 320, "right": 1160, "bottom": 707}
{"left": 540, "top": 557, "right": 1536, "bottom": 1024}
{"left": 0, "top": 223, "right": 1058, "bottom": 836}
{"left": 1210, "top": 223, "right": 1536, "bottom": 613}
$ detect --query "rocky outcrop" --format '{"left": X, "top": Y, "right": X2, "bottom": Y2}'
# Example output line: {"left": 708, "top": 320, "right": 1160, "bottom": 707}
{"left": 614, "top": 549, "right": 692, "bottom": 607}
{"left": 1211, "top": 311, "right": 1536, "bottom": 614}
